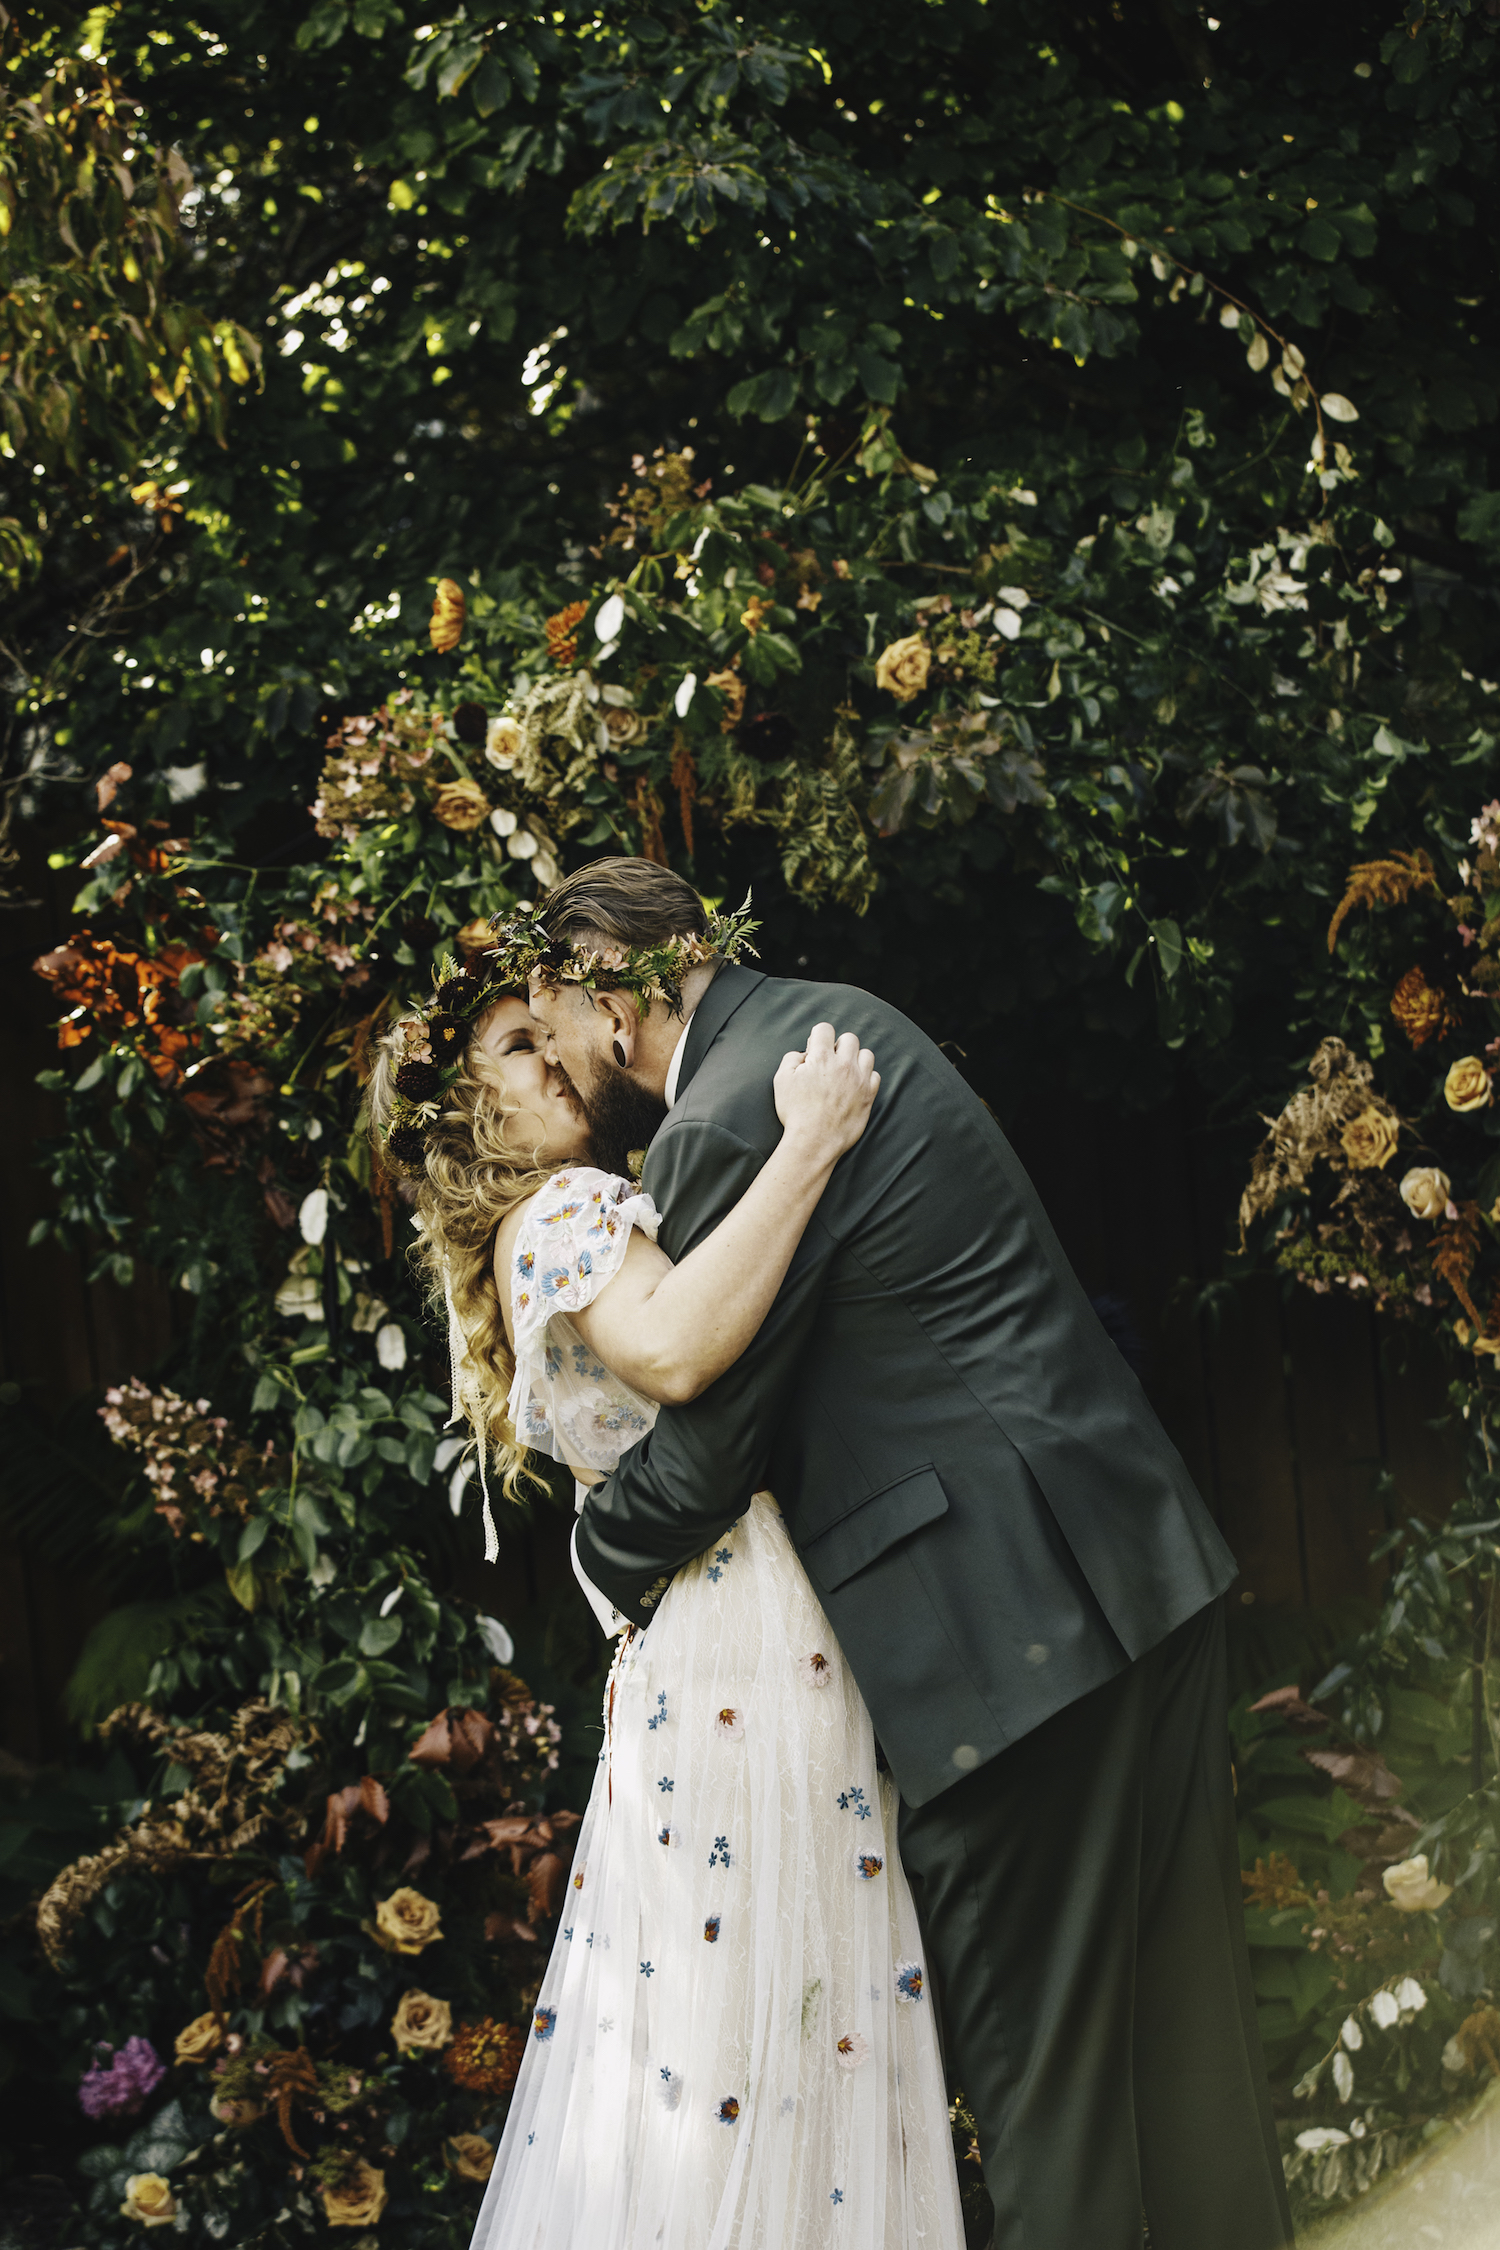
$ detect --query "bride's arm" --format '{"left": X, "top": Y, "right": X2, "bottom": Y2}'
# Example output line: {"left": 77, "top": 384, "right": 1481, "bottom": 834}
{"left": 550, "top": 1023, "right": 875, "bottom": 1407}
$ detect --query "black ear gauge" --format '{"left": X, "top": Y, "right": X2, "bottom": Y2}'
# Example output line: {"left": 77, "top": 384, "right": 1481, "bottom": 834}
{"left": 612, "top": 1039, "right": 628, "bottom": 1068}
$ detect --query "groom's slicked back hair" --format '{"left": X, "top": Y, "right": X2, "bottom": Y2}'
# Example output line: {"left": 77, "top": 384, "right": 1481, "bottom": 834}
{"left": 539, "top": 857, "right": 707, "bottom": 956}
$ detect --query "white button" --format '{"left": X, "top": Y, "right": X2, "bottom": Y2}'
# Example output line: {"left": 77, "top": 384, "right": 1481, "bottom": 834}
{"left": 1025, "top": 1643, "right": 1049, "bottom": 1666}
{"left": 951, "top": 1744, "right": 980, "bottom": 1771}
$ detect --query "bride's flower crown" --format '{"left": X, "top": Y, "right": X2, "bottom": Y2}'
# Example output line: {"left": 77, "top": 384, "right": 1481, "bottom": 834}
{"left": 378, "top": 891, "right": 758, "bottom": 1172}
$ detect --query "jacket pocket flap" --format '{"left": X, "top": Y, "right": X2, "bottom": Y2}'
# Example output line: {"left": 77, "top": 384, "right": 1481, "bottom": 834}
{"left": 800, "top": 1466, "right": 949, "bottom": 1594}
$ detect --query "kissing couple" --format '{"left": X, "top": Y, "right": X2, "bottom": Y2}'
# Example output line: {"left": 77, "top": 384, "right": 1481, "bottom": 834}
{"left": 370, "top": 857, "right": 1292, "bottom": 2250}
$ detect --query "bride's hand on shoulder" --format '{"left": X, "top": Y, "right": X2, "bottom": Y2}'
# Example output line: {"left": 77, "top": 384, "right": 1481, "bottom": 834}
{"left": 773, "top": 1023, "right": 879, "bottom": 1163}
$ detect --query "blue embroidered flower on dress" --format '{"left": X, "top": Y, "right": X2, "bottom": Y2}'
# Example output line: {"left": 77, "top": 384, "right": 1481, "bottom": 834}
{"left": 705, "top": 1543, "right": 734, "bottom": 1584}
{"left": 658, "top": 1775, "right": 674, "bottom": 1793}
{"left": 894, "top": 1961, "right": 924, "bottom": 2004}
{"left": 516, "top": 1248, "right": 535, "bottom": 1278}
{"left": 533, "top": 2006, "right": 557, "bottom": 2041}
{"left": 708, "top": 1835, "right": 731, "bottom": 1870}
{"left": 646, "top": 1690, "right": 668, "bottom": 1731}
{"left": 837, "top": 1785, "right": 873, "bottom": 1819}
{"left": 657, "top": 1823, "right": 679, "bottom": 1848}
{"left": 539, "top": 1201, "right": 583, "bottom": 1226}
{"left": 854, "top": 1852, "right": 884, "bottom": 1880}
{"left": 657, "top": 2067, "right": 681, "bottom": 2112}
{"left": 830, "top": 2190, "right": 844, "bottom": 2207}
{"left": 639, "top": 1961, "right": 654, "bottom": 1978}
{"left": 715, "top": 2095, "right": 740, "bottom": 2124}
{"left": 540, "top": 1265, "right": 570, "bottom": 1300}
{"left": 704, "top": 1915, "right": 721, "bottom": 1944}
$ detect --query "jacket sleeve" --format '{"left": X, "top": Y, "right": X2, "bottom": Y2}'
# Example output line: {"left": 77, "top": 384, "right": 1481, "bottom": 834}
{"left": 572, "top": 1115, "right": 838, "bottom": 1627}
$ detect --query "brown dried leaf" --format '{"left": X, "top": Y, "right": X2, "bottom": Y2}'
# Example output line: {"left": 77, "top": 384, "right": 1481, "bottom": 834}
{"left": 1248, "top": 1686, "right": 1329, "bottom": 1734}
{"left": 1432, "top": 1200, "right": 1484, "bottom": 1326}
{"left": 408, "top": 1714, "right": 453, "bottom": 1768}
{"left": 359, "top": 1775, "right": 390, "bottom": 1824}
{"left": 1302, "top": 1746, "right": 1405, "bottom": 1806}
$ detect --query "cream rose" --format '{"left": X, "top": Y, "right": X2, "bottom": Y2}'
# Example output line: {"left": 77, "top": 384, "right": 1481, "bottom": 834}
{"left": 390, "top": 1989, "right": 453, "bottom": 2054}
{"left": 1400, "top": 1165, "right": 1451, "bottom": 1221}
{"left": 601, "top": 703, "right": 646, "bottom": 748}
{"left": 430, "top": 778, "right": 492, "bottom": 832}
{"left": 1382, "top": 1854, "right": 1453, "bottom": 1913}
{"left": 1340, "top": 1106, "right": 1399, "bottom": 1170}
{"left": 209, "top": 2091, "right": 263, "bottom": 2128}
{"left": 322, "top": 2159, "right": 388, "bottom": 2228}
{"left": 485, "top": 716, "right": 523, "bottom": 770}
{"left": 174, "top": 2011, "right": 222, "bottom": 2064}
{"left": 1444, "top": 1056, "right": 1492, "bottom": 1112}
{"left": 874, "top": 634, "right": 931, "bottom": 704}
{"left": 444, "top": 2134, "right": 495, "bottom": 2184}
{"left": 373, "top": 1887, "right": 443, "bottom": 1955}
{"left": 121, "top": 2175, "right": 176, "bottom": 2229}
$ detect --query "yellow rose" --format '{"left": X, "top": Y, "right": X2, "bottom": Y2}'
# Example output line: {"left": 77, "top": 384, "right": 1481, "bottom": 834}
{"left": 430, "top": 779, "right": 492, "bottom": 832}
{"left": 322, "top": 2159, "right": 388, "bottom": 2228}
{"left": 429, "top": 578, "right": 465, "bottom": 655}
{"left": 1383, "top": 1855, "right": 1454, "bottom": 1914}
{"left": 444, "top": 2134, "right": 495, "bottom": 2185}
{"left": 1444, "top": 1056, "right": 1492, "bottom": 1112}
{"left": 373, "top": 1887, "right": 443, "bottom": 1955}
{"left": 705, "top": 668, "right": 745, "bottom": 732}
{"left": 484, "top": 714, "right": 523, "bottom": 769}
{"left": 874, "top": 634, "right": 931, "bottom": 703}
{"left": 389, "top": 1989, "right": 453, "bottom": 2054}
{"left": 174, "top": 2011, "right": 222, "bottom": 2064}
{"left": 121, "top": 2175, "right": 176, "bottom": 2229}
{"left": 209, "top": 2091, "right": 263, "bottom": 2128}
{"left": 1340, "top": 1106, "right": 1399, "bottom": 1170}
{"left": 1400, "top": 1166, "right": 1451, "bottom": 1221}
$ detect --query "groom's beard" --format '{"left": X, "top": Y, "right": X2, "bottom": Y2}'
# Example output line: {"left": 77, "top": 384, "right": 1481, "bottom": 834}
{"left": 557, "top": 1056, "right": 667, "bottom": 1178}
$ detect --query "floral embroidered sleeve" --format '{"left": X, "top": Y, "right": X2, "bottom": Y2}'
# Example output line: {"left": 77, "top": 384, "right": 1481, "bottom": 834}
{"left": 506, "top": 1168, "right": 662, "bottom": 1475}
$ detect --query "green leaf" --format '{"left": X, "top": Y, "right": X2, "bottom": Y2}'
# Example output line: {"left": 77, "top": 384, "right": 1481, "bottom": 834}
{"left": 1152, "top": 918, "right": 1183, "bottom": 981}
{"left": 238, "top": 1514, "right": 272, "bottom": 1562}
{"left": 359, "top": 1614, "right": 402, "bottom": 1657}
{"left": 471, "top": 56, "right": 510, "bottom": 117}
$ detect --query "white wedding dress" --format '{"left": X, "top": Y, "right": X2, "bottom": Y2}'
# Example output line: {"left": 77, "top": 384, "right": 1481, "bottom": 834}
{"left": 471, "top": 1167, "right": 965, "bottom": 2250}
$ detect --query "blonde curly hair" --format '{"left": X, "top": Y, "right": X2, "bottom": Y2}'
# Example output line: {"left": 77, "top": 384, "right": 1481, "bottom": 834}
{"left": 365, "top": 1003, "right": 554, "bottom": 1509}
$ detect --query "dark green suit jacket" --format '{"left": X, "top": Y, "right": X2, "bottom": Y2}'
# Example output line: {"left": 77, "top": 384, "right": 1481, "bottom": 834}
{"left": 576, "top": 964, "right": 1236, "bottom": 1808}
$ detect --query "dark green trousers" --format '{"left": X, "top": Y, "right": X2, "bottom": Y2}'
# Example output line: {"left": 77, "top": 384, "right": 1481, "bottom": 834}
{"left": 898, "top": 1601, "right": 1292, "bottom": 2250}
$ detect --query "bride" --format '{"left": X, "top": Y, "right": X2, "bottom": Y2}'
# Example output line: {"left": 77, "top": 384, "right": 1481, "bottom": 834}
{"left": 369, "top": 966, "right": 963, "bottom": 2250}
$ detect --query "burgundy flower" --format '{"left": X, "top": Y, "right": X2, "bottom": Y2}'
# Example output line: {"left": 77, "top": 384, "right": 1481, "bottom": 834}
{"left": 394, "top": 1060, "right": 443, "bottom": 1102}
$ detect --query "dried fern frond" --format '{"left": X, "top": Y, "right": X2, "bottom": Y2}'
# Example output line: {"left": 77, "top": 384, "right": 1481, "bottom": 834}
{"left": 1327, "top": 849, "right": 1437, "bottom": 953}
{"left": 1431, "top": 1200, "right": 1484, "bottom": 1327}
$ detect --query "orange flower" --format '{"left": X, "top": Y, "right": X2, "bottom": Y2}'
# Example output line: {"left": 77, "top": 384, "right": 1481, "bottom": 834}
{"left": 739, "top": 594, "right": 770, "bottom": 635}
{"left": 444, "top": 2018, "right": 525, "bottom": 2097}
{"left": 430, "top": 578, "right": 466, "bottom": 654}
{"left": 1390, "top": 966, "right": 1458, "bottom": 1049}
{"left": 545, "top": 601, "right": 589, "bottom": 669}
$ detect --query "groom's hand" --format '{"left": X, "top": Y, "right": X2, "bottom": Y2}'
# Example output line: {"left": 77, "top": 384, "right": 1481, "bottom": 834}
{"left": 774, "top": 1023, "right": 879, "bottom": 1164}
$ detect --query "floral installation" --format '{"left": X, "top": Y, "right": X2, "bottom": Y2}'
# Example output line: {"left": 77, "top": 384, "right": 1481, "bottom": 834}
{"left": 319, "top": 2155, "right": 388, "bottom": 2228}
{"left": 172, "top": 2013, "right": 223, "bottom": 2065}
{"left": 99, "top": 1377, "right": 282, "bottom": 1537}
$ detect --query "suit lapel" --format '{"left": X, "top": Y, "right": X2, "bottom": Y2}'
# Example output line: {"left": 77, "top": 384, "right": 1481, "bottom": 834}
{"left": 672, "top": 961, "right": 765, "bottom": 1104}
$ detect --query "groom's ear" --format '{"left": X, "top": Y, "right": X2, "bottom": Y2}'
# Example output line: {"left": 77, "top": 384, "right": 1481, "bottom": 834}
{"left": 592, "top": 987, "right": 638, "bottom": 1067}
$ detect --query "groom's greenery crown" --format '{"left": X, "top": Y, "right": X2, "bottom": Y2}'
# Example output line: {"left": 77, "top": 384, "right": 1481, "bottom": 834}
{"left": 485, "top": 889, "right": 760, "bottom": 1018}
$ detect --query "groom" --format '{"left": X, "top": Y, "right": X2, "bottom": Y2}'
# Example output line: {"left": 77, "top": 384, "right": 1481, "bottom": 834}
{"left": 526, "top": 858, "right": 1292, "bottom": 2250}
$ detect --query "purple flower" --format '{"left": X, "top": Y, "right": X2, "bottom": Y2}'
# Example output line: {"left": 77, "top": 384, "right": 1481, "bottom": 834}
{"left": 78, "top": 2036, "right": 166, "bottom": 2119}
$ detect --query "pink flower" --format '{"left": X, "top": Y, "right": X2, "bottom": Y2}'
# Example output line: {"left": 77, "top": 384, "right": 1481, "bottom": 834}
{"left": 264, "top": 943, "right": 294, "bottom": 973}
{"left": 713, "top": 1707, "right": 745, "bottom": 1743}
